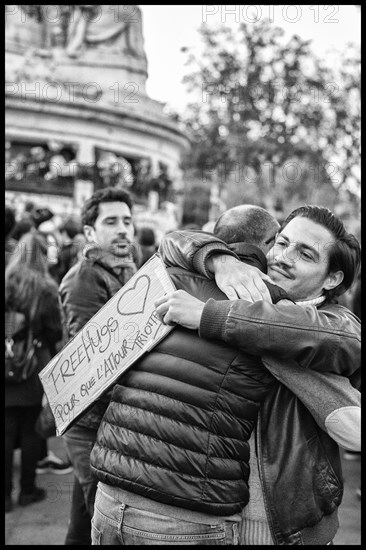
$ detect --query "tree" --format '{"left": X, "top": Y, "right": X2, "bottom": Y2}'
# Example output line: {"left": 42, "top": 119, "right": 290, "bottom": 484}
{"left": 181, "top": 20, "right": 360, "bottom": 220}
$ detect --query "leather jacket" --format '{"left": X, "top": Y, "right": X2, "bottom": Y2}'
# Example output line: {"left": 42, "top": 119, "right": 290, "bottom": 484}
{"left": 158, "top": 230, "right": 361, "bottom": 544}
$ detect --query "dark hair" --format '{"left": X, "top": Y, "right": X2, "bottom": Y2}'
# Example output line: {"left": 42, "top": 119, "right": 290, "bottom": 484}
{"left": 282, "top": 205, "right": 361, "bottom": 302}
{"left": 81, "top": 187, "right": 133, "bottom": 227}
{"left": 60, "top": 217, "right": 82, "bottom": 239}
{"left": 5, "top": 231, "right": 57, "bottom": 312}
{"left": 9, "top": 218, "right": 35, "bottom": 241}
{"left": 24, "top": 201, "right": 35, "bottom": 213}
{"left": 138, "top": 227, "right": 156, "bottom": 247}
{"left": 214, "top": 205, "right": 279, "bottom": 248}
{"left": 32, "top": 207, "right": 54, "bottom": 228}
{"left": 5, "top": 207, "right": 16, "bottom": 238}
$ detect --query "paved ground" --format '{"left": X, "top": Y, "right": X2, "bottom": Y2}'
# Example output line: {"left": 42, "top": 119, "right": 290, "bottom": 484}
{"left": 5, "top": 436, "right": 361, "bottom": 545}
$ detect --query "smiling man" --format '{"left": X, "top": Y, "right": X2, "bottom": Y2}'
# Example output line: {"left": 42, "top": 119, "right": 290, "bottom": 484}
{"left": 266, "top": 212, "right": 344, "bottom": 301}
{"left": 157, "top": 205, "right": 359, "bottom": 333}
{"left": 155, "top": 204, "right": 361, "bottom": 545}
{"left": 58, "top": 187, "right": 138, "bottom": 545}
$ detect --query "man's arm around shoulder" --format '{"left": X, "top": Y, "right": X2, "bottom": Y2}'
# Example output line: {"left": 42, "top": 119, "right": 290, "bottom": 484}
{"left": 200, "top": 298, "right": 360, "bottom": 378}
{"left": 158, "top": 230, "right": 237, "bottom": 277}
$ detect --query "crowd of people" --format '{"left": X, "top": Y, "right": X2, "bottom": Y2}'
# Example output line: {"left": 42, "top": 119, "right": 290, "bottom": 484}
{"left": 5, "top": 195, "right": 158, "bottom": 520}
{"left": 5, "top": 189, "right": 360, "bottom": 545}
{"left": 5, "top": 144, "right": 79, "bottom": 186}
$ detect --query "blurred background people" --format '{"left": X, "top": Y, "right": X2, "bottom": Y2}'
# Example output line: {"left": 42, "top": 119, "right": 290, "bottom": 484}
{"left": 56, "top": 217, "right": 85, "bottom": 282}
{"left": 5, "top": 232, "right": 63, "bottom": 512}
{"left": 5, "top": 206, "right": 17, "bottom": 267}
{"left": 39, "top": 229, "right": 62, "bottom": 284}
{"left": 22, "top": 201, "right": 54, "bottom": 230}
{"left": 33, "top": 224, "right": 75, "bottom": 472}
{"left": 136, "top": 225, "right": 158, "bottom": 266}
{"left": 25, "top": 146, "right": 50, "bottom": 180}
{"left": 8, "top": 218, "right": 35, "bottom": 242}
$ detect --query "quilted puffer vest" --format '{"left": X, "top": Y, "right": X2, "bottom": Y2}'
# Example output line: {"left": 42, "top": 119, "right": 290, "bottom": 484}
{"left": 90, "top": 268, "right": 276, "bottom": 515}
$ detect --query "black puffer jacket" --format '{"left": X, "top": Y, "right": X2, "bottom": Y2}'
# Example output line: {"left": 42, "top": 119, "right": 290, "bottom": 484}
{"left": 90, "top": 250, "right": 289, "bottom": 515}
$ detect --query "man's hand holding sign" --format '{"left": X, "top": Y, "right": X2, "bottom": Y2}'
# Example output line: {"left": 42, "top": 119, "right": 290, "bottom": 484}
{"left": 39, "top": 255, "right": 176, "bottom": 435}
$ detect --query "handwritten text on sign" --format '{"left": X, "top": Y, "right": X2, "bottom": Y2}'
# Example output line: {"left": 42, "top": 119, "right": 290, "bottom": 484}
{"left": 39, "top": 255, "right": 176, "bottom": 435}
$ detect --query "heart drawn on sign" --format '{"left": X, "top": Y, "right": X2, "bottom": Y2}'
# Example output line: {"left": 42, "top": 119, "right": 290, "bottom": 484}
{"left": 116, "top": 275, "right": 151, "bottom": 316}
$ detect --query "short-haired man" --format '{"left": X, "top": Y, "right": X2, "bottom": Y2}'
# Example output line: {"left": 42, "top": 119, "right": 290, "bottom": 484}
{"left": 155, "top": 204, "right": 361, "bottom": 545}
{"left": 213, "top": 204, "right": 279, "bottom": 251}
{"left": 59, "top": 187, "right": 137, "bottom": 545}
{"left": 89, "top": 205, "right": 360, "bottom": 545}
{"left": 205, "top": 204, "right": 360, "bottom": 451}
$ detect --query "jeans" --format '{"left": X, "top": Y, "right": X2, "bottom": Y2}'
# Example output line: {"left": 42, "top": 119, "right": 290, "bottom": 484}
{"left": 91, "top": 482, "right": 240, "bottom": 545}
{"left": 63, "top": 424, "right": 98, "bottom": 545}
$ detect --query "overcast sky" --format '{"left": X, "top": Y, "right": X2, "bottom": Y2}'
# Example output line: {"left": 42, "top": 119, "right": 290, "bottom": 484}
{"left": 140, "top": 5, "right": 361, "bottom": 114}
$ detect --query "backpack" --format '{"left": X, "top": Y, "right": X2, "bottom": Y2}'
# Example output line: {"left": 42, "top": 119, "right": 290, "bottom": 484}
{"left": 5, "top": 300, "right": 42, "bottom": 383}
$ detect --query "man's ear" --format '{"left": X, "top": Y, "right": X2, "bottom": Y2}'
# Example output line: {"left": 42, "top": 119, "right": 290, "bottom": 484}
{"left": 323, "top": 270, "right": 344, "bottom": 291}
{"left": 83, "top": 225, "right": 95, "bottom": 243}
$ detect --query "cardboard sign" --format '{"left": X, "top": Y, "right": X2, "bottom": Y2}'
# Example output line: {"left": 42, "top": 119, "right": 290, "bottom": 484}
{"left": 39, "top": 255, "right": 176, "bottom": 435}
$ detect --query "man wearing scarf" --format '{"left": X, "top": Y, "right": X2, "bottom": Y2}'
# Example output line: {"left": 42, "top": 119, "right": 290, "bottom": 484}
{"left": 59, "top": 187, "right": 137, "bottom": 545}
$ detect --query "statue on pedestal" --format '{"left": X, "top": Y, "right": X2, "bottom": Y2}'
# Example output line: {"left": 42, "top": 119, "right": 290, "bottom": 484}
{"left": 16, "top": 4, "right": 146, "bottom": 59}
{"left": 8, "top": 5, "right": 148, "bottom": 95}
{"left": 66, "top": 5, "right": 145, "bottom": 58}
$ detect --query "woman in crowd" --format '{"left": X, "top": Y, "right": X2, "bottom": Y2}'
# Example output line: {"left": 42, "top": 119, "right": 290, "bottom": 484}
{"left": 5, "top": 232, "right": 63, "bottom": 512}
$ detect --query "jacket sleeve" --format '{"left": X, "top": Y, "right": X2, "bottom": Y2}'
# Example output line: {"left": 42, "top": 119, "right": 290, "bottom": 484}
{"left": 199, "top": 298, "right": 361, "bottom": 378}
{"left": 59, "top": 265, "right": 110, "bottom": 339}
{"left": 262, "top": 358, "right": 361, "bottom": 451}
{"left": 158, "top": 230, "right": 237, "bottom": 277}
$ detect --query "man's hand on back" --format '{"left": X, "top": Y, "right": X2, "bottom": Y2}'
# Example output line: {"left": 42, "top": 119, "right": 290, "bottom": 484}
{"left": 155, "top": 290, "right": 204, "bottom": 330}
{"left": 209, "top": 255, "right": 274, "bottom": 302}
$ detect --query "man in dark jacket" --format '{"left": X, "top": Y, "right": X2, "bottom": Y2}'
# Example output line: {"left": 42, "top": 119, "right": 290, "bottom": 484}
{"left": 89, "top": 205, "right": 360, "bottom": 545}
{"left": 154, "top": 205, "right": 361, "bottom": 545}
{"left": 59, "top": 187, "right": 137, "bottom": 545}
{"left": 89, "top": 205, "right": 286, "bottom": 545}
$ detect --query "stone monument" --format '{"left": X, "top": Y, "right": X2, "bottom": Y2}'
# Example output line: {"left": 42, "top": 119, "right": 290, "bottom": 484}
{"left": 5, "top": 4, "right": 189, "bottom": 224}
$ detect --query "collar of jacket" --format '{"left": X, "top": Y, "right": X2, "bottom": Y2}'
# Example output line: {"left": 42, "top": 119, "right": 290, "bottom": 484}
{"left": 228, "top": 242, "right": 267, "bottom": 273}
{"left": 296, "top": 295, "right": 326, "bottom": 307}
{"left": 84, "top": 244, "right": 135, "bottom": 277}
